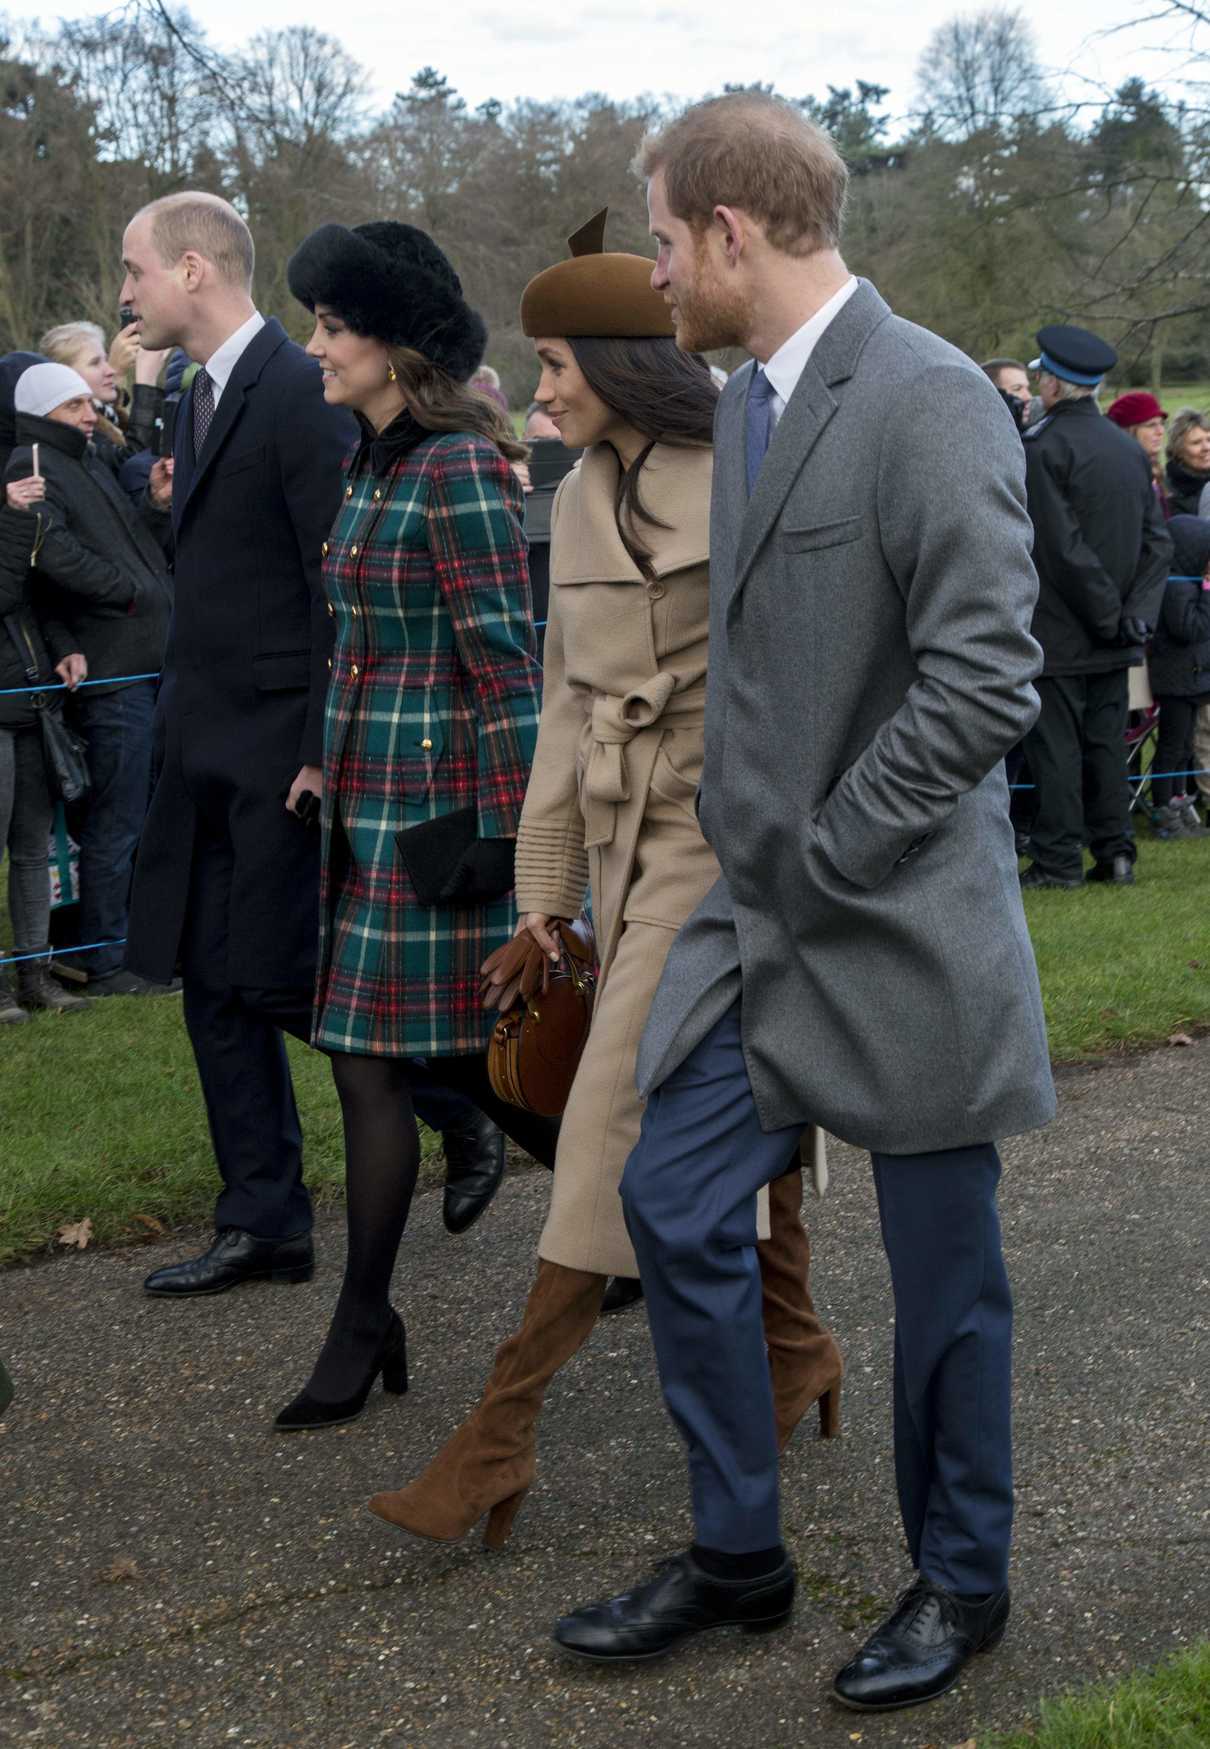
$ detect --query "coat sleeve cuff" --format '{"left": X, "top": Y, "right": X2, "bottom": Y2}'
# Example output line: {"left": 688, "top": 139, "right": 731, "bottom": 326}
{"left": 514, "top": 818, "right": 590, "bottom": 919}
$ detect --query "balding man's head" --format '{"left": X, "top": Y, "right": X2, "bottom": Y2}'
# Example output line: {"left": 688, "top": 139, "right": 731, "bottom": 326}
{"left": 120, "top": 192, "right": 256, "bottom": 354}
{"left": 135, "top": 192, "right": 255, "bottom": 289}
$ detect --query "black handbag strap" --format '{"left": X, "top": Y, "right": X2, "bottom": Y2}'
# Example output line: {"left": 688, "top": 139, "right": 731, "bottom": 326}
{"left": 2, "top": 609, "right": 54, "bottom": 697}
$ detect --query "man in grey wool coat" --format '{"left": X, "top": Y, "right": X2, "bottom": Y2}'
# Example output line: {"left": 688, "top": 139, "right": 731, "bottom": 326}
{"left": 550, "top": 92, "right": 1057, "bottom": 1715}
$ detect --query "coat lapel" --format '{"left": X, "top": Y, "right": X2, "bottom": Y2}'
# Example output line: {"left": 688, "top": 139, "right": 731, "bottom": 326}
{"left": 728, "top": 280, "right": 891, "bottom": 603}
{"left": 175, "top": 318, "right": 288, "bottom": 527}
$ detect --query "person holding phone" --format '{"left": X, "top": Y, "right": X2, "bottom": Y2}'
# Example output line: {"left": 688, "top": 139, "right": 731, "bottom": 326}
{"left": 5, "top": 360, "right": 173, "bottom": 1000}
{"left": 0, "top": 420, "right": 89, "bottom": 1020}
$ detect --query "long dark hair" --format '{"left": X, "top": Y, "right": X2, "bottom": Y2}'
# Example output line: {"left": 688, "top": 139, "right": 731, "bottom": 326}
{"left": 568, "top": 336, "right": 718, "bottom": 578}
{"left": 388, "top": 344, "right": 528, "bottom": 462}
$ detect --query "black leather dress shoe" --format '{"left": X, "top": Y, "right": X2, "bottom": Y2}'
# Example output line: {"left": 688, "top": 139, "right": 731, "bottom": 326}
{"left": 1019, "top": 863, "right": 1082, "bottom": 890}
{"left": 142, "top": 1229, "right": 314, "bottom": 1297}
{"left": 442, "top": 1110, "right": 506, "bottom": 1234}
{"left": 553, "top": 1550, "right": 795, "bottom": 1663}
{"left": 1085, "top": 854, "right": 1135, "bottom": 886}
{"left": 832, "top": 1577, "right": 1010, "bottom": 1712}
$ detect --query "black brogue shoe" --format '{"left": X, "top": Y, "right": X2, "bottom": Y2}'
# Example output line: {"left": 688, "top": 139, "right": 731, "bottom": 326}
{"left": 553, "top": 1550, "right": 795, "bottom": 1664}
{"left": 832, "top": 1576, "right": 1010, "bottom": 1712}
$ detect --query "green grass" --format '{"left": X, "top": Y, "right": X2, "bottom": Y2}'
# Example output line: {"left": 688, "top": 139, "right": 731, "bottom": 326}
{"left": 987, "top": 1641, "right": 1210, "bottom": 1748}
{"left": 2, "top": 834, "right": 1207, "bottom": 1264}
{"left": 0, "top": 991, "right": 440, "bottom": 1266}
{"left": 1022, "top": 835, "right": 1210, "bottom": 1061}
{"left": 1154, "top": 381, "right": 1210, "bottom": 416}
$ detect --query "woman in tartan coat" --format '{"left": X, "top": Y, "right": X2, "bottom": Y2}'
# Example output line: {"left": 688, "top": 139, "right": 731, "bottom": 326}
{"left": 273, "top": 219, "right": 555, "bottom": 1432}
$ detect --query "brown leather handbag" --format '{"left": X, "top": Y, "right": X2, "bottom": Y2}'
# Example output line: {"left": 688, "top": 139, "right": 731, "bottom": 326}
{"left": 481, "top": 918, "right": 597, "bottom": 1117}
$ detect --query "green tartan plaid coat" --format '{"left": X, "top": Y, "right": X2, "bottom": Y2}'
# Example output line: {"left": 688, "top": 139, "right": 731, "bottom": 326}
{"left": 312, "top": 429, "right": 541, "bottom": 1057}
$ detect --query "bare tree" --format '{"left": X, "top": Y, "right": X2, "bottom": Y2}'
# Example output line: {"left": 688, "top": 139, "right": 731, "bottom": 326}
{"left": 915, "top": 8, "right": 1048, "bottom": 137}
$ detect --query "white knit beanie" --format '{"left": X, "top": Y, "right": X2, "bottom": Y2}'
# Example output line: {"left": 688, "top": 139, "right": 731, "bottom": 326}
{"left": 14, "top": 361, "right": 93, "bottom": 419}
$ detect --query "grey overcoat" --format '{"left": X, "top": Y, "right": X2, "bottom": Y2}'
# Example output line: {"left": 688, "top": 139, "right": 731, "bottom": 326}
{"left": 637, "top": 281, "right": 1057, "bottom": 1154}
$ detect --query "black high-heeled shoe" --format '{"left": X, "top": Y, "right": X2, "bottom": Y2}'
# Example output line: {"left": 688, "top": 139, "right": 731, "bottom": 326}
{"left": 274, "top": 1309, "right": 408, "bottom": 1431}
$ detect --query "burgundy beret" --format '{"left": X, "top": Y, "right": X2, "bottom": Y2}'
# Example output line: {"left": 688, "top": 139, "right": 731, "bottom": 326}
{"left": 1105, "top": 391, "right": 1166, "bottom": 429}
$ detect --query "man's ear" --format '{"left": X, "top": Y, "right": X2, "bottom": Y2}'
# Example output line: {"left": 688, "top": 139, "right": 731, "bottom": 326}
{"left": 179, "top": 250, "right": 207, "bottom": 292}
{"left": 712, "top": 205, "right": 747, "bottom": 267}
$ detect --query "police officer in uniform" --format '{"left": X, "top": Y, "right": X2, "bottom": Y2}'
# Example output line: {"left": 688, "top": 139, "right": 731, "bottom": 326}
{"left": 1020, "top": 325, "right": 1171, "bottom": 888}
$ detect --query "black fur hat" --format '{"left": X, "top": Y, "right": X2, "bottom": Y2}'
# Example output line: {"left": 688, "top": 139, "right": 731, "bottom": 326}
{"left": 287, "top": 221, "right": 487, "bottom": 382}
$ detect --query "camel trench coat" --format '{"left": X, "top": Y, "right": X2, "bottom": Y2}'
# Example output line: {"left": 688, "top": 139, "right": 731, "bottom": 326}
{"left": 514, "top": 441, "right": 818, "bottom": 1277}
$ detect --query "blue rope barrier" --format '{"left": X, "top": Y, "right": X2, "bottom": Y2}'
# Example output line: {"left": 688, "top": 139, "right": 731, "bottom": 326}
{"left": 0, "top": 937, "right": 126, "bottom": 969}
{"left": 1011, "top": 768, "right": 1209, "bottom": 791}
{"left": 0, "top": 671, "right": 160, "bottom": 698}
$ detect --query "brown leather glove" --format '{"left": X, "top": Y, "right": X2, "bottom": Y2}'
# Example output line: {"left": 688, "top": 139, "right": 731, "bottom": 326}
{"left": 480, "top": 916, "right": 596, "bottom": 1012}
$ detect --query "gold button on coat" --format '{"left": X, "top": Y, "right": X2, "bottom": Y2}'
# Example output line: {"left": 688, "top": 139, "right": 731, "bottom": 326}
{"left": 351, "top": 664, "right": 359, "bottom": 678}
{"left": 327, "top": 601, "right": 334, "bottom": 616}
{"left": 350, "top": 545, "right": 359, "bottom": 557}
{"left": 421, "top": 738, "right": 433, "bottom": 751}
{"left": 345, "top": 485, "right": 353, "bottom": 498}
{"left": 373, "top": 489, "right": 382, "bottom": 501}
{"left": 327, "top": 657, "right": 332, "bottom": 669}
{"left": 321, "top": 540, "right": 329, "bottom": 556}
{"left": 352, "top": 605, "right": 359, "bottom": 617}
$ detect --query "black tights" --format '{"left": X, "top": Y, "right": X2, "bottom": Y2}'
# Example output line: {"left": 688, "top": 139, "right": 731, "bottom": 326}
{"left": 300, "top": 1050, "right": 558, "bottom": 1402}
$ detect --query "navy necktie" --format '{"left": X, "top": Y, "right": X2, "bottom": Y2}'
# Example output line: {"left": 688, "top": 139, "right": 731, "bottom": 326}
{"left": 745, "top": 367, "right": 776, "bottom": 495}
{"left": 193, "top": 367, "right": 215, "bottom": 456}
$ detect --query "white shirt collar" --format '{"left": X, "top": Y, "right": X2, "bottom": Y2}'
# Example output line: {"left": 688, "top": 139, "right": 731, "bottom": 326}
{"left": 761, "top": 278, "right": 859, "bottom": 421}
{"left": 202, "top": 311, "right": 266, "bottom": 404}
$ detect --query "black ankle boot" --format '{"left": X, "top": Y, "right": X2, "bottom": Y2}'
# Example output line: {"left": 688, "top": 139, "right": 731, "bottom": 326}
{"left": 600, "top": 1276, "right": 644, "bottom": 1315}
{"left": 274, "top": 1309, "right": 408, "bottom": 1431}
{"left": 442, "top": 1110, "right": 506, "bottom": 1234}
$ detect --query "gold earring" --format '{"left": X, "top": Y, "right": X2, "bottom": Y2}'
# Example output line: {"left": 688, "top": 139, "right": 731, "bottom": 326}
{"left": 387, "top": 362, "right": 397, "bottom": 382}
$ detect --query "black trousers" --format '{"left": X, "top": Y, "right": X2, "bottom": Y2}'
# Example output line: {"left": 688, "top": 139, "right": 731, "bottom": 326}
{"left": 1150, "top": 695, "right": 1201, "bottom": 808}
{"left": 180, "top": 824, "right": 315, "bottom": 1241}
{"left": 1024, "top": 670, "right": 1133, "bottom": 879}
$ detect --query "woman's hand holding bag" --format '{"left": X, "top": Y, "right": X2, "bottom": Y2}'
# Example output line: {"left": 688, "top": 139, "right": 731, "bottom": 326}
{"left": 481, "top": 916, "right": 598, "bottom": 1117}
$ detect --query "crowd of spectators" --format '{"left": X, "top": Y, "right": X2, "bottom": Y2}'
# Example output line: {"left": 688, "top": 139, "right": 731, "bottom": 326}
{"left": 982, "top": 347, "right": 1209, "bottom": 885}
{"left": 0, "top": 307, "right": 1205, "bottom": 1025}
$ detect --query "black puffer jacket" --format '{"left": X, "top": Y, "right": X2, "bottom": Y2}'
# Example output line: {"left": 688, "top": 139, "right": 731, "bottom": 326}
{"left": 5, "top": 413, "right": 172, "bottom": 695}
{"left": 0, "top": 351, "right": 46, "bottom": 481}
{"left": 0, "top": 503, "right": 70, "bottom": 729}
{"left": 1148, "top": 515, "right": 1210, "bottom": 700}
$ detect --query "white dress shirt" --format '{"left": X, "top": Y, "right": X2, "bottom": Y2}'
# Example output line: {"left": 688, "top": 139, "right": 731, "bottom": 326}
{"left": 202, "top": 311, "right": 266, "bottom": 406}
{"left": 761, "top": 278, "right": 859, "bottom": 428}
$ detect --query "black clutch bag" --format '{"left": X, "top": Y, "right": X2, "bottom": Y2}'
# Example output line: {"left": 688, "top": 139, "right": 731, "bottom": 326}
{"left": 395, "top": 806, "right": 516, "bottom": 906}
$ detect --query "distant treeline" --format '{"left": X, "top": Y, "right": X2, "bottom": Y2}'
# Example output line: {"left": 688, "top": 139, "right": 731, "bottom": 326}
{"left": 0, "top": 3, "right": 1204, "bottom": 401}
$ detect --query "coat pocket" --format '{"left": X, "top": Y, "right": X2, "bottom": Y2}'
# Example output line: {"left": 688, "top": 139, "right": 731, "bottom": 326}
{"left": 252, "top": 649, "right": 309, "bottom": 691}
{"left": 780, "top": 515, "right": 863, "bottom": 554}
{"left": 215, "top": 444, "right": 266, "bottom": 479}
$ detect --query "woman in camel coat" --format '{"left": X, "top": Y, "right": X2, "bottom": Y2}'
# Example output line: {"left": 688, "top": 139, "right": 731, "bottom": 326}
{"left": 368, "top": 212, "right": 841, "bottom": 1551}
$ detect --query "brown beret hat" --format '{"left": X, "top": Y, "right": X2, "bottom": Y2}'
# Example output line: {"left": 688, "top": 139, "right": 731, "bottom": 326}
{"left": 520, "top": 209, "right": 675, "bottom": 339}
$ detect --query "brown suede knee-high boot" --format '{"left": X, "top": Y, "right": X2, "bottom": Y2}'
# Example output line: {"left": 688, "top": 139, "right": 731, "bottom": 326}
{"left": 759, "top": 1166, "right": 843, "bottom": 1453}
{"left": 368, "top": 1259, "right": 606, "bottom": 1550}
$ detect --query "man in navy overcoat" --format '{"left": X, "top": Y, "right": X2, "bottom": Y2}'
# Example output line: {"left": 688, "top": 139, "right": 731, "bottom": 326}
{"left": 122, "top": 193, "right": 353, "bottom": 1295}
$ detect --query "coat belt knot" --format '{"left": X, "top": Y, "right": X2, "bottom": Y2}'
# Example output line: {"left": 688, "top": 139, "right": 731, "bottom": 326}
{"left": 582, "top": 674, "right": 703, "bottom": 848}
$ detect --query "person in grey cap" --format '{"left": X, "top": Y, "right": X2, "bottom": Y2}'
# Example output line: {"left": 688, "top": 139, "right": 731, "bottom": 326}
{"left": 1019, "top": 325, "right": 1171, "bottom": 887}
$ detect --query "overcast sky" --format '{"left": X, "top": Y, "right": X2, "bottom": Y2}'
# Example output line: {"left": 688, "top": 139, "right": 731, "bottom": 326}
{"left": 47, "top": 0, "right": 1189, "bottom": 121}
